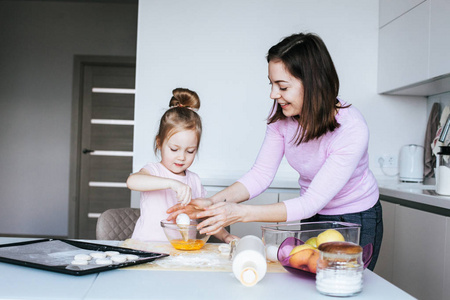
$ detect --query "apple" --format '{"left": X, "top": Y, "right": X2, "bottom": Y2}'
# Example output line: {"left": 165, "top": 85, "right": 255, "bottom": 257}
{"left": 289, "top": 248, "right": 320, "bottom": 273}
{"left": 316, "top": 229, "right": 345, "bottom": 246}
{"left": 289, "top": 244, "right": 315, "bottom": 256}
{"left": 305, "top": 237, "right": 318, "bottom": 248}
{"left": 307, "top": 250, "right": 320, "bottom": 273}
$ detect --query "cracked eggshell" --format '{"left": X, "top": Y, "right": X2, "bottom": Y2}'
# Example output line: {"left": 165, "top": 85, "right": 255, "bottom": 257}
{"left": 176, "top": 213, "right": 190, "bottom": 226}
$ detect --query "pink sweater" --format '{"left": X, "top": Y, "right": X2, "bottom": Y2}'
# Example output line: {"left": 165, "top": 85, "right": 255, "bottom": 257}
{"left": 238, "top": 103, "right": 379, "bottom": 222}
{"left": 132, "top": 162, "right": 207, "bottom": 242}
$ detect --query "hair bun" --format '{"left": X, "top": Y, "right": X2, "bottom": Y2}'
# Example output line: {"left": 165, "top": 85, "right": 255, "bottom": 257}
{"left": 169, "top": 88, "right": 200, "bottom": 110}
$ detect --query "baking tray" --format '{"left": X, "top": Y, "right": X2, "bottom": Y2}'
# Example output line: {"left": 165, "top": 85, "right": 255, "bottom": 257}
{"left": 0, "top": 239, "right": 169, "bottom": 276}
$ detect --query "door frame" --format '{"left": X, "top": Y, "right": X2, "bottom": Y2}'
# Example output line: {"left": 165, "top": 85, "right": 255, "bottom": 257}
{"left": 68, "top": 55, "right": 136, "bottom": 238}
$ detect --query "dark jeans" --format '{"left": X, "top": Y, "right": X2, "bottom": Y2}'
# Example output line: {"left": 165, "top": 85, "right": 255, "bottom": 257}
{"left": 302, "top": 200, "right": 383, "bottom": 271}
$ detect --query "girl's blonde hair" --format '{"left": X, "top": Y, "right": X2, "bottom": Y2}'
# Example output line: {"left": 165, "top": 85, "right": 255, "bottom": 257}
{"left": 154, "top": 88, "right": 202, "bottom": 154}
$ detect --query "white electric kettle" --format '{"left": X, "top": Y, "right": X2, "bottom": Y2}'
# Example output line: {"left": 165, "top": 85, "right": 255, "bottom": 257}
{"left": 399, "top": 144, "right": 424, "bottom": 183}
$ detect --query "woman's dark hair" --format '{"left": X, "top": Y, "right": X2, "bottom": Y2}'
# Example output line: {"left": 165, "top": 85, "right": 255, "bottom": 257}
{"left": 267, "top": 32, "right": 348, "bottom": 144}
{"left": 154, "top": 88, "right": 202, "bottom": 154}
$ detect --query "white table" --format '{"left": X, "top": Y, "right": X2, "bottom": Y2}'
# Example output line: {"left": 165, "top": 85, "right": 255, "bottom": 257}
{"left": 0, "top": 238, "right": 416, "bottom": 300}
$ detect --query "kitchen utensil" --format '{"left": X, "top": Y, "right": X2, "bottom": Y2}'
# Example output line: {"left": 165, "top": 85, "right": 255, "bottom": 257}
{"left": 232, "top": 235, "right": 267, "bottom": 287}
{"left": 399, "top": 144, "right": 424, "bottom": 182}
{"left": 0, "top": 239, "right": 168, "bottom": 276}
{"left": 160, "top": 220, "right": 210, "bottom": 250}
{"left": 438, "top": 114, "right": 450, "bottom": 142}
{"left": 436, "top": 146, "right": 450, "bottom": 195}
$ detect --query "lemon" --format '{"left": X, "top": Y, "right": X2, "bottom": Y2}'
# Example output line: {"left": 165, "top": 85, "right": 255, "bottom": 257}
{"left": 289, "top": 244, "right": 315, "bottom": 256}
{"left": 305, "top": 237, "right": 318, "bottom": 248}
{"left": 316, "top": 229, "right": 345, "bottom": 246}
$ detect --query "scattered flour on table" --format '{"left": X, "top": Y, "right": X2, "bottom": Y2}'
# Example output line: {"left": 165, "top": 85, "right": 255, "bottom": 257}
{"left": 150, "top": 252, "right": 230, "bottom": 269}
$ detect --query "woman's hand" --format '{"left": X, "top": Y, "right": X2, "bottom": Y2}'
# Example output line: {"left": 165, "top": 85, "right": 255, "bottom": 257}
{"left": 166, "top": 198, "right": 214, "bottom": 221}
{"left": 169, "top": 180, "right": 192, "bottom": 206}
{"left": 195, "top": 201, "right": 244, "bottom": 235}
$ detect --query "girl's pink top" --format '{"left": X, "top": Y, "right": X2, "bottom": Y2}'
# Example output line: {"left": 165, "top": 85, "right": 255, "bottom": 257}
{"left": 238, "top": 103, "right": 379, "bottom": 222}
{"left": 132, "top": 162, "right": 207, "bottom": 242}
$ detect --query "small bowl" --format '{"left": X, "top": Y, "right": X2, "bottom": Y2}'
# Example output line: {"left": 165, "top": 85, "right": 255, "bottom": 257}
{"left": 160, "top": 220, "right": 210, "bottom": 251}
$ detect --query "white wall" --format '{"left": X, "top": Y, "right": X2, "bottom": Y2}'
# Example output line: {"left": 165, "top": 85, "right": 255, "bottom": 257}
{"left": 0, "top": 0, "right": 430, "bottom": 237}
{"left": 133, "top": 0, "right": 427, "bottom": 206}
{"left": 0, "top": 1, "right": 137, "bottom": 236}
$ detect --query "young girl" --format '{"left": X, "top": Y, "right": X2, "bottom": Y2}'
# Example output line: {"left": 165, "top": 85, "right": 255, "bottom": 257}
{"left": 127, "top": 88, "right": 236, "bottom": 243}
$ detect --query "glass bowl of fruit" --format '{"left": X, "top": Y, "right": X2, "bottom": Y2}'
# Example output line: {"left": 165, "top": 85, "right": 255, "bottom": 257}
{"left": 161, "top": 219, "right": 210, "bottom": 251}
{"left": 261, "top": 221, "right": 365, "bottom": 275}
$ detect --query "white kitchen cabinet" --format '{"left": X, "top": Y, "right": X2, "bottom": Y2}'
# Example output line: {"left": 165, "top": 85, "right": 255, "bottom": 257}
{"left": 378, "top": 1, "right": 430, "bottom": 93}
{"left": 378, "top": 0, "right": 450, "bottom": 95}
{"left": 429, "top": 0, "right": 450, "bottom": 78}
{"left": 374, "top": 200, "right": 398, "bottom": 282}
{"left": 444, "top": 218, "right": 450, "bottom": 298}
{"left": 392, "top": 205, "right": 447, "bottom": 300}
{"left": 375, "top": 199, "right": 449, "bottom": 300}
{"left": 379, "top": 0, "right": 426, "bottom": 28}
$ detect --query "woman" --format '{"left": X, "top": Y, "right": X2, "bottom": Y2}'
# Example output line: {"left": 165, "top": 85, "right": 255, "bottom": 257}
{"left": 168, "top": 32, "right": 383, "bottom": 270}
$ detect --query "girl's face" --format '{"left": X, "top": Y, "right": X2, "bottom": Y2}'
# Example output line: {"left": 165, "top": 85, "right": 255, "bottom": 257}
{"left": 159, "top": 130, "right": 198, "bottom": 175}
{"left": 268, "top": 60, "right": 304, "bottom": 117}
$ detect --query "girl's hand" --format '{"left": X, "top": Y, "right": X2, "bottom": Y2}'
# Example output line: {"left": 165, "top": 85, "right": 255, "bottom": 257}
{"left": 196, "top": 202, "right": 243, "bottom": 235}
{"left": 222, "top": 234, "right": 240, "bottom": 244}
{"left": 169, "top": 180, "right": 192, "bottom": 206}
{"left": 166, "top": 198, "right": 213, "bottom": 221}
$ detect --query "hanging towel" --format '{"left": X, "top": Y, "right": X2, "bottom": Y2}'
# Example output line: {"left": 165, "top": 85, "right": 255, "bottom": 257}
{"left": 424, "top": 102, "right": 441, "bottom": 179}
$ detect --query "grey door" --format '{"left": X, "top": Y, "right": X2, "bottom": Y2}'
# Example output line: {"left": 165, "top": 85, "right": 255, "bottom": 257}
{"left": 70, "top": 57, "right": 136, "bottom": 239}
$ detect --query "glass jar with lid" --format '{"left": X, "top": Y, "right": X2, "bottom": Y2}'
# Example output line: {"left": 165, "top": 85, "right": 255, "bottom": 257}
{"left": 316, "top": 241, "right": 363, "bottom": 297}
{"left": 436, "top": 146, "right": 450, "bottom": 195}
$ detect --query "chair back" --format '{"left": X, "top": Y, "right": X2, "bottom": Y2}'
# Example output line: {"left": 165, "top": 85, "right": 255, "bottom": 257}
{"left": 96, "top": 207, "right": 231, "bottom": 242}
{"left": 96, "top": 208, "right": 140, "bottom": 240}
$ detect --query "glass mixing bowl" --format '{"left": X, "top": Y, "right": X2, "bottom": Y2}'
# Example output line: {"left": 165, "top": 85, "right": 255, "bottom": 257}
{"left": 160, "top": 220, "right": 210, "bottom": 251}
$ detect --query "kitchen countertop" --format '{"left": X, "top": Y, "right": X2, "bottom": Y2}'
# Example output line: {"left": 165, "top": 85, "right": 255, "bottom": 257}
{"left": 377, "top": 178, "right": 450, "bottom": 213}
{"left": 0, "top": 237, "right": 415, "bottom": 300}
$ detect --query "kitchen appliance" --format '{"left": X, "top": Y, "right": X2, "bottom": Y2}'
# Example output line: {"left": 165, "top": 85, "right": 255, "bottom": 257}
{"left": 399, "top": 144, "right": 424, "bottom": 183}
{"left": 436, "top": 146, "right": 450, "bottom": 195}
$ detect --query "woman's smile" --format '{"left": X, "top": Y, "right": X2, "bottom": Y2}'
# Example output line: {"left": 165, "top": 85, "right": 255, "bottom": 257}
{"left": 268, "top": 60, "right": 304, "bottom": 117}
